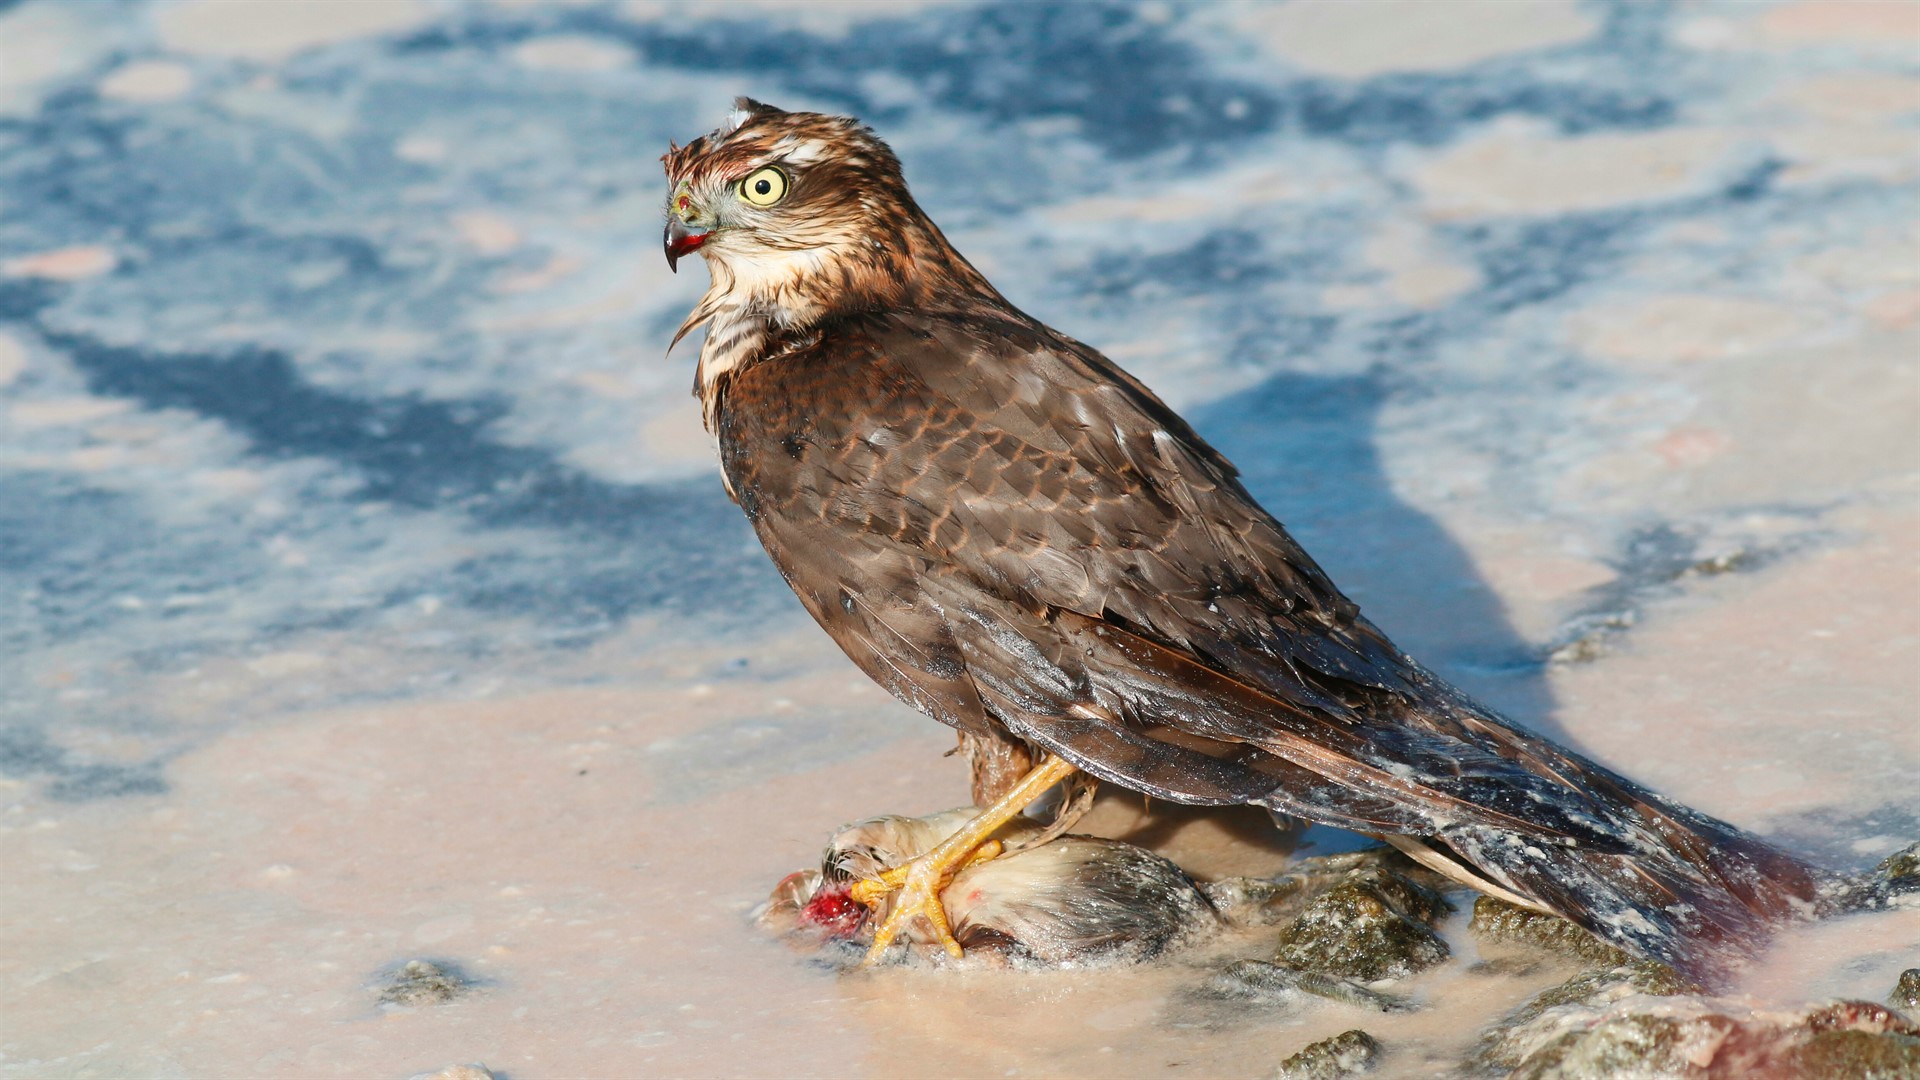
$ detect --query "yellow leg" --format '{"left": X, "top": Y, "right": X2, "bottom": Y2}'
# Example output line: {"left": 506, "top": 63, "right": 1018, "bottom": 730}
{"left": 850, "top": 754, "right": 1079, "bottom": 964}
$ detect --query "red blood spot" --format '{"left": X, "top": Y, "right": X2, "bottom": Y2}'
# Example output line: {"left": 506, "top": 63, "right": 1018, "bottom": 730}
{"left": 666, "top": 230, "right": 707, "bottom": 260}
{"left": 800, "top": 888, "right": 867, "bottom": 938}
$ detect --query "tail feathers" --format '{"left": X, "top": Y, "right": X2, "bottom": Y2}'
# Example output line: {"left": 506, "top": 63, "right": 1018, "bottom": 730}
{"left": 1416, "top": 691, "right": 1828, "bottom": 985}
{"left": 1437, "top": 793, "right": 1825, "bottom": 986}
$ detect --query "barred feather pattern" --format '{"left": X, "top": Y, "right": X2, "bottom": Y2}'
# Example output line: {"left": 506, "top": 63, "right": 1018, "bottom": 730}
{"left": 663, "top": 100, "right": 1826, "bottom": 984}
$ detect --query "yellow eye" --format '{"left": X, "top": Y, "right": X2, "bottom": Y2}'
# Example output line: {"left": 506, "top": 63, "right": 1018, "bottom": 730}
{"left": 737, "top": 166, "right": 788, "bottom": 207}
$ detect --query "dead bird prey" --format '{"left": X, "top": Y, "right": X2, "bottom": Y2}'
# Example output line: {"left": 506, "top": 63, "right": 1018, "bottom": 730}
{"left": 660, "top": 99, "right": 1823, "bottom": 983}
{"left": 761, "top": 809, "right": 1219, "bottom": 967}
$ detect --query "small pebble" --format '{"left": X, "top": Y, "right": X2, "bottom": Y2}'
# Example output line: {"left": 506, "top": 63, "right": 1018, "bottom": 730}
{"left": 1893, "top": 969, "right": 1920, "bottom": 1014}
{"left": 1880, "top": 843, "right": 1920, "bottom": 896}
{"left": 1830, "top": 841, "right": 1920, "bottom": 912}
{"left": 407, "top": 1065, "right": 495, "bottom": 1080}
{"left": 378, "top": 959, "right": 472, "bottom": 1006}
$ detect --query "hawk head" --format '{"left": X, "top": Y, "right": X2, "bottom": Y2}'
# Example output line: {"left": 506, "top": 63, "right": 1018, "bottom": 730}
{"left": 661, "top": 99, "right": 1001, "bottom": 338}
{"left": 661, "top": 98, "right": 899, "bottom": 274}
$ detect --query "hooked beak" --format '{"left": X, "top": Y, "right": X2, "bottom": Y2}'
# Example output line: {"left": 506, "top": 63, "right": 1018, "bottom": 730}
{"left": 664, "top": 217, "right": 708, "bottom": 272}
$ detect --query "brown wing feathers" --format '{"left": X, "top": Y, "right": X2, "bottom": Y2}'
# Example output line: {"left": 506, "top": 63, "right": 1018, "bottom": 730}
{"left": 725, "top": 313, "right": 1637, "bottom": 848}
{"left": 685, "top": 104, "right": 1823, "bottom": 980}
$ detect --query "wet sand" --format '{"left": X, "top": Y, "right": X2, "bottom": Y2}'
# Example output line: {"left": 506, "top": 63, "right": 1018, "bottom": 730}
{"left": 6, "top": 539, "right": 1914, "bottom": 1076}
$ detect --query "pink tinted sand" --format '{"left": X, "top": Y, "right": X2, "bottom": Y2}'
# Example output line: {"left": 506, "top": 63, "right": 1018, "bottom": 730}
{"left": 5, "top": 0, "right": 1918, "bottom": 1075}
{"left": 6, "top": 500, "right": 1915, "bottom": 1077}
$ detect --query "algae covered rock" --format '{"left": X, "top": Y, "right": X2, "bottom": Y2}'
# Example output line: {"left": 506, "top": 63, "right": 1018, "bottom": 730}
{"left": 1271, "top": 869, "right": 1451, "bottom": 982}
{"left": 1832, "top": 841, "right": 1920, "bottom": 911}
{"left": 1878, "top": 842, "right": 1920, "bottom": 899}
{"left": 1892, "top": 969, "right": 1920, "bottom": 1014}
{"left": 1509, "top": 1010, "right": 1736, "bottom": 1079}
{"left": 1473, "top": 960, "right": 1699, "bottom": 1069}
{"left": 1495, "top": 996, "right": 1920, "bottom": 1078}
{"left": 1273, "top": 1029, "right": 1381, "bottom": 1079}
{"left": 377, "top": 958, "right": 474, "bottom": 1007}
{"left": 1198, "top": 959, "right": 1412, "bottom": 1014}
{"left": 1787, "top": 1027, "right": 1920, "bottom": 1079}
{"left": 1207, "top": 845, "right": 1458, "bottom": 925}
{"left": 1200, "top": 874, "right": 1312, "bottom": 926}
{"left": 1469, "top": 895, "right": 1630, "bottom": 967}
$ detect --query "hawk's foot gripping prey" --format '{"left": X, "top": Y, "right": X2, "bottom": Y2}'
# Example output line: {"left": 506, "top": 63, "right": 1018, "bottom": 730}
{"left": 850, "top": 755, "right": 1077, "bottom": 964}
{"left": 761, "top": 803, "right": 1224, "bottom": 968}
{"left": 661, "top": 98, "right": 1829, "bottom": 985}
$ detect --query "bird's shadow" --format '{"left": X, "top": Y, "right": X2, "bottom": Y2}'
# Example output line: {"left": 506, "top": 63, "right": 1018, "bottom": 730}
{"left": 1190, "top": 370, "right": 1559, "bottom": 738}
{"left": 1167, "top": 370, "right": 1566, "bottom": 857}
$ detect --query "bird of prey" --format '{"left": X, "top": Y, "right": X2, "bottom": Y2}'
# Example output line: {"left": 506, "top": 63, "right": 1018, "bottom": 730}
{"left": 660, "top": 99, "right": 1823, "bottom": 982}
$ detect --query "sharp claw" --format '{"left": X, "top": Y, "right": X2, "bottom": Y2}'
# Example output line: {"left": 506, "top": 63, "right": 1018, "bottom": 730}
{"left": 848, "top": 864, "right": 906, "bottom": 907}
{"left": 843, "top": 758, "right": 1077, "bottom": 968}
{"left": 852, "top": 843, "right": 1001, "bottom": 966}
{"left": 962, "top": 839, "right": 1003, "bottom": 868}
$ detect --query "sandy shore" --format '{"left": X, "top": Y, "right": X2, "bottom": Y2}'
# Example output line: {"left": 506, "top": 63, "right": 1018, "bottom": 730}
{"left": 2, "top": 1, "right": 1915, "bottom": 1076}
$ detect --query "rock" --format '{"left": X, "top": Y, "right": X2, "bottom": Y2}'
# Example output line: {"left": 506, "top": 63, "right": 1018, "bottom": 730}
{"left": 1469, "top": 895, "right": 1631, "bottom": 967}
{"left": 1288, "top": 846, "right": 1459, "bottom": 897}
{"left": 407, "top": 1066, "right": 496, "bottom": 1080}
{"left": 1548, "top": 634, "right": 1609, "bottom": 664}
{"left": 1879, "top": 842, "right": 1920, "bottom": 898}
{"left": 1803, "top": 1000, "right": 1918, "bottom": 1029}
{"left": 1509, "top": 1010, "right": 1738, "bottom": 1079}
{"left": 1831, "top": 841, "right": 1920, "bottom": 911}
{"left": 1198, "top": 959, "right": 1413, "bottom": 1014}
{"left": 1199, "top": 875, "right": 1311, "bottom": 926}
{"left": 1682, "top": 550, "right": 1748, "bottom": 576}
{"left": 1467, "top": 954, "right": 1556, "bottom": 979}
{"left": 1492, "top": 995, "right": 1920, "bottom": 1078}
{"left": 377, "top": 959, "right": 473, "bottom": 1007}
{"left": 1350, "top": 867, "right": 1450, "bottom": 923}
{"left": 1200, "top": 849, "right": 1452, "bottom": 929}
{"left": 1787, "top": 1028, "right": 1920, "bottom": 1078}
{"left": 1892, "top": 969, "right": 1920, "bottom": 1014}
{"left": 1273, "top": 1029, "right": 1382, "bottom": 1079}
{"left": 1271, "top": 869, "right": 1451, "bottom": 982}
{"left": 1473, "top": 961, "right": 1699, "bottom": 1069}
{"left": 1547, "top": 612, "right": 1635, "bottom": 665}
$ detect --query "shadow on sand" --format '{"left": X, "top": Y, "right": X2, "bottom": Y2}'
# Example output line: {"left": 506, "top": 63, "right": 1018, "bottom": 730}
{"left": 1149, "top": 369, "right": 1568, "bottom": 857}
{"left": 1193, "top": 369, "right": 1559, "bottom": 738}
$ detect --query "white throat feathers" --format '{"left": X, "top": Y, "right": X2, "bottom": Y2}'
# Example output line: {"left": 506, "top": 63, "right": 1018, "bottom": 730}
{"left": 674, "top": 247, "right": 831, "bottom": 430}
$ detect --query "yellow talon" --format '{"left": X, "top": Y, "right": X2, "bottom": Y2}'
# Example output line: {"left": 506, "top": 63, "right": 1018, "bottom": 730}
{"left": 962, "top": 839, "right": 1005, "bottom": 870}
{"left": 852, "top": 839, "right": 1005, "bottom": 960}
{"left": 847, "top": 755, "right": 1078, "bottom": 967}
{"left": 848, "top": 865, "right": 908, "bottom": 908}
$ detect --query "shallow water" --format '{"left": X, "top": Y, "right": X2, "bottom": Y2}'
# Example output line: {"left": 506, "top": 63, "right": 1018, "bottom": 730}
{"left": 2, "top": 1, "right": 1916, "bottom": 1076}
